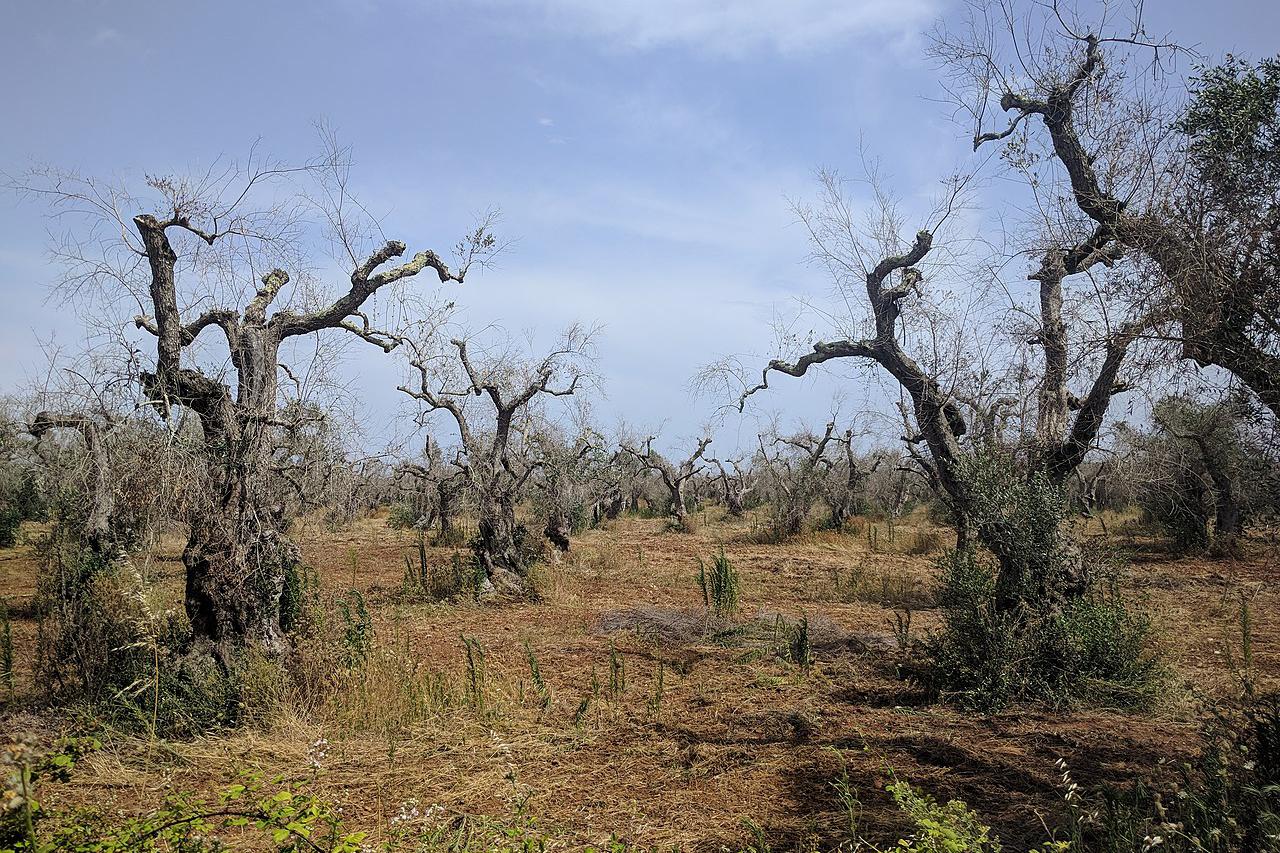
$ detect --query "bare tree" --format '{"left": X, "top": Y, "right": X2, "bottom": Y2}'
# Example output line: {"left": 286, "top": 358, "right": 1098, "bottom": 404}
{"left": 709, "top": 456, "right": 753, "bottom": 517}
{"left": 16, "top": 147, "right": 496, "bottom": 664}
{"left": 619, "top": 435, "right": 712, "bottom": 529}
{"left": 941, "top": 2, "right": 1278, "bottom": 418}
{"left": 398, "top": 326, "right": 594, "bottom": 596}
{"left": 822, "top": 429, "right": 881, "bottom": 532}
{"left": 755, "top": 422, "right": 838, "bottom": 539}
{"left": 736, "top": 166, "right": 1141, "bottom": 609}
{"left": 394, "top": 436, "right": 468, "bottom": 543}
{"left": 28, "top": 412, "right": 116, "bottom": 555}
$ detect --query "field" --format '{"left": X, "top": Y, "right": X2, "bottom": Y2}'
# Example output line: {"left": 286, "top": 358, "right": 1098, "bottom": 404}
{"left": 3, "top": 509, "right": 1278, "bottom": 850}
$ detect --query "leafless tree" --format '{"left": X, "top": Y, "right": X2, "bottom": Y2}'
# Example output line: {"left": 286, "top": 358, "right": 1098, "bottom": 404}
{"left": 708, "top": 456, "right": 753, "bottom": 517}
{"left": 28, "top": 412, "right": 116, "bottom": 555}
{"left": 939, "top": 2, "right": 1277, "bottom": 419}
{"left": 822, "top": 429, "right": 882, "bottom": 532}
{"left": 14, "top": 144, "right": 497, "bottom": 664}
{"left": 755, "top": 422, "right": 838, "bottom": 539}
{"left": 394, "top": 436, "right": 468, "bottom": 543}
{"left": 735, "top": 142, "right": 1144, "bottom": 607}
{"left": 398, "top": 325, "right": 595, "bottom": 596}
{"left": 619, "top": 435, "right": 713, "bottom": 529}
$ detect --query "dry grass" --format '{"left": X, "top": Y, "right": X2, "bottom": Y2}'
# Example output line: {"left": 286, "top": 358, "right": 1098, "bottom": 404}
{"left": 3, "top": 513, "right": 1280, "bottom": 849}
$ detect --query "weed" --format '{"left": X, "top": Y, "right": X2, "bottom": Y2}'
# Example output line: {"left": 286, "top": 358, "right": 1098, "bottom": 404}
{"left": 891, "top": 609, "right": 913, "bottom": 651}
{"left": 697, "top": 547, "right": 740, "bottom": 619}
{"left": 573, "top": 669, "right": 598, "bottom": 727}
{"left": 780, "top": 615, "right": 813, "bottom": 671}
{"left": 608, "top": 643, "right": 626, "bottom": 699}
{"left": 523, "top": 640, "right": 552, "bottom": 711}
{"left": 830, "top": 754, "right": 862, "bottom": 838}
{"left": 831, "top": 561, "right": 932, "bottom": 609}
{"left": 905, "top": 527, "right": 946, "bottom": 556}
{"left": 402, "top": 536, "right": 480, "bottom": 602}
{"left": 462, "top": 633, "right": 487, "bottom": 711}
{"left": 1224, "top": 585, "right": 1261, "bottom": 698}
{"left": 337, "top": 589, "right": 373, "bottom": 669}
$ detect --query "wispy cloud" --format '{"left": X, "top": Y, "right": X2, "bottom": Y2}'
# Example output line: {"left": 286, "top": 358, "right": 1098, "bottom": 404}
{"left": 90, "top": 27, "right": 122, "bottom": 46}
{"left": 482, "top": 0, "right": 940, "bottom": 56}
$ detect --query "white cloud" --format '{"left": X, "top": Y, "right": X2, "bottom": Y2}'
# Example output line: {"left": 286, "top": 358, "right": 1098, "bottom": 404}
{"left": 484, "top": 0, "right": 940, "bottom": 56}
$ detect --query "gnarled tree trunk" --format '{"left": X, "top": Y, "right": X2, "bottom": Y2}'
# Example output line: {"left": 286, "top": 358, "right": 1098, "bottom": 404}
{"left": 130, "top": 211, "right": 464, "bottom": 665}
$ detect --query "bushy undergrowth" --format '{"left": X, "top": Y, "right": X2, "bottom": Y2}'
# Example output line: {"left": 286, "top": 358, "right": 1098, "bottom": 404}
{"left": 1138, "top": 470, "right": 1213, "bottom": 554}
{"left": 385, "top": 500, "right": 424, "bottom": 530}
{"left": 402, "top": 536, "right": 484, "bottom": 603}
{"left": 923, "top": 546, "right": 1160, "bottom": 710}
{"left": 1060, "top": 694, "right": 1280, "bottom": 851}
{"left": 31, "top": 520, "right": 338, "bottom": 737}
{"left": 32, "top": 528, "right": 232, "bottom": 734}
{"left": 916, "top": 453, "right": 1161, "bottom": 711}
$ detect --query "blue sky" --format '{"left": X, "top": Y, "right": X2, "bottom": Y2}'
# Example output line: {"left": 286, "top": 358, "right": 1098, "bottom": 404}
{"left": 2, "top": 0, "right": 1277, "bottom": 455}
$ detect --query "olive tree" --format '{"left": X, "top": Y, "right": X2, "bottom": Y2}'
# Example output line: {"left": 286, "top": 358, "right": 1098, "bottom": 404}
{"left": 708, "top": 456, "right": 753, "bottom": 517}
{"left": 940, "top": 3, "right": 1278, "bottom": 419}
{"left": 398, "top": 326, "right": 595, "bottom": 596}
{"left": 17, "top": 148, "right": 495, "bottom": 664}
{"left": 754, "top": 422, "right": 838, "bottom": 539}
{"left": 393, "top": 436, "right": 468, "bottom": 543}
{"left": 619, "top": 435, "right": 713, "bottom": 529}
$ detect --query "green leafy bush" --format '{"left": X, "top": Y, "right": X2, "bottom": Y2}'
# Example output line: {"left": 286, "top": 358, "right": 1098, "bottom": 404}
{"left": 925, "top": 548, "right": 1159, "bottom": 711}
{"left": 917, "top": 453, "right": 1161, "bottom": 711}
{"left": 385, "top": 501, "right": 423, "bottom": 530}
{"left": 886, "top": 781, "right": 1002, "bottom": 852}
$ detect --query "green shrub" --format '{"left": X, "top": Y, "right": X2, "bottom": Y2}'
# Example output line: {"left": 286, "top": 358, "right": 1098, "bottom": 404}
{"left": 886, "top": 780, "right": 1002, "bottom": 852}
{"left": 385, "top": 501, "right": 423, "bottom": 530}
{"left": 780, "top": 615, "right": 812, "bottom": 671}
{"left": 919, "top": 453, "right": 1161, "bottom": 711}
{"left": 925, "top": 547, "right": 1159, "bottom": 711}
{"left": 402, "top": 537, "right": 481, "bottom": 602}
{"left": 278, "top": 560, "right": 319, "bottom": 633}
